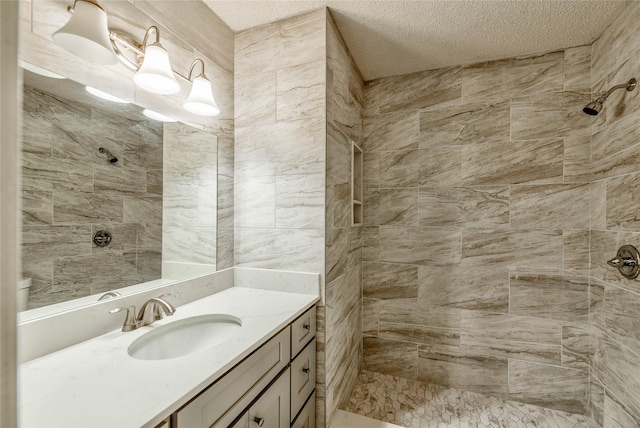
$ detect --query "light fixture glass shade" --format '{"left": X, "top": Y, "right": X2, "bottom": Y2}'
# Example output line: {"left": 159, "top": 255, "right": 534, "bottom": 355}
{"left": 183, "top": 76, "right": 220, "bottom": 116}
{"left": 143, "top": 109, "right": 177, "bottom": 122}
{"left": 52, "top": 0, "right": 117, "bottom": 65}
{"left": 134, "top": 44, "right": 179, "bottom": 95}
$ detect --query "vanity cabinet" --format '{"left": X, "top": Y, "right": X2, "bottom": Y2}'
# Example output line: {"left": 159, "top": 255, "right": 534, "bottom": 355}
{"left": 171, "top": 306, "right": 316, "bottom": 428}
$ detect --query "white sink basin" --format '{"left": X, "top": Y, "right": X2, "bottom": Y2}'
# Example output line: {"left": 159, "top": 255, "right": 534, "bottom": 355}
{"left": 128, "top": 314, "right": 242, "bottom": 360}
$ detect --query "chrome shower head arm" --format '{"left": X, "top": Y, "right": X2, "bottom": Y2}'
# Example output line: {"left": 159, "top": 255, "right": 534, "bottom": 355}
{"left": 598, "top": 78, "right": 637, "bottom": 101}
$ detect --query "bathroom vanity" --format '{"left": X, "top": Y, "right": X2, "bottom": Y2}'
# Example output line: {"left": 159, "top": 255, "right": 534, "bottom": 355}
{"left": 18, "top": 269, "right": 320, "bottom": 428}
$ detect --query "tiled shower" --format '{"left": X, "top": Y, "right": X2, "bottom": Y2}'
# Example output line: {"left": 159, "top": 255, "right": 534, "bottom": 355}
{"left": 234, "top": 3, "right": 640, "bottom": 427}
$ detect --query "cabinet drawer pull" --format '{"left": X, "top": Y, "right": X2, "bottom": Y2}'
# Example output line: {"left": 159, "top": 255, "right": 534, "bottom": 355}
{"left": 253, "top": 417, "right": 265, "bottom": 426}
{"left": 302, "top": 322, "right": 311, "bottom": 331}
{"left": 302, "top": 367, "right": 310, "bottom": 373}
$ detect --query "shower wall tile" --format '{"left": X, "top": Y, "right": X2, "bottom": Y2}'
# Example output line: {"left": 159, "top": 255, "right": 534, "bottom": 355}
{"left": 22, "top": 225, "right": 92, "bottom": 262}
{"left": 461, "top": 138, "right": 564, "bottom": 185}
{"left": 364, "top": 66, "right": 461, "bottom": 116}
{"left": 509, "top": 274, "right": 588, "bottom": 321}
{"left": 590, "top": 373, "right": 605, "bottom": 427}
{"left": 564, "top": 45, "right": 592, "bottom": 93}
{"left": 603, "top": 284, "right": 640, "bottom": 357}
{"left": 564, "top": 134, "right": 592, "bottom": 183}
{"left": 508, "top": 359, "right": 587, "bottom": 413}
{"left": 363, "top": 337, "right": 417, "bottom": 380}
{"left": 379, "top": 149, "right": 420, "bottom": 188}
{"left": 22, "top": 153, "right": 94, "bottom": 193}
{"left": 419, "top": 101, "right": 510, "bottom": 147}
{"left": 603, "top": 390, "right": 640, "bottom": 428}
{"left": 510, "top": 184, "right": 590, "bottom": 229}
{"left": 511, "top": 91, "right": 592, "bottom": 140}
{"left": 378, "top": 226, "right": 461, "bottom": 265}
{"left": 234, "top": 176, "right": 276, "bottom": 228}
{"left": 418, "top": 265, "right": 509, "bottom": 313}
{"left": 563, "top": 230, "right": 590, "bottom": 277}
{"left": 591, "top": 113, "right": 640, "bottom": 181}
{"left": 606, "top": 171, "right": 640, "bottom": 231}
{"left": 363, "top": 111, "right": 419, "bottom": 152}
{"left": 591, "top": 180, "right": 608, "bottom": 230}
{"left": 417, "top": 147, "right": 462, "bottom": 186}
{"left": 461, "top": 51, "right": 564, "bottom": 103}
{"left": 53, "top": 192, "right": 123, "bottom": 225}
{"left": 276, "top": 60, "right": 326, "bottom": 122}
{"left": 90, "top": 223, "right": 138, "bottom": 253}
{"left": 362, "top": 262, "right": 418, "bottom": 300}
{"left": 562, "top": 322, "right": 589, "bottom": 370}
{"left": 364, "top": 188, "right": 418, "bottom": 226}
{"left": 603, "top": 48, "right": 640, "bottom": 127}
{"left": 162, "top": 226, "right": 216, "bottom": 265}
{"left": 326, "top": 265, "right": 361, "bottom": 341}
{"left": 379, "top": 323, "right": 459, "bottom": 348}
{"left": 22, "top": 189, "right": 52, "bottom": 226}
{"left": 460, "top": 311, "right": 562, "bottom": 365}
{"left": 275, "top": 174, "right": 325, "bottom": 229}
{"left": 417, "top": 347, "right": 508, "bottom": 395}
{"left": 235, "top": 71, "right": 276, "bottom": 128}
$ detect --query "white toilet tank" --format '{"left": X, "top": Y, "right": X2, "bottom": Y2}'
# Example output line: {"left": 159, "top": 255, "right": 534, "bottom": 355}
{"left": 17, "top": 278, "right": 31, "bottom": 312}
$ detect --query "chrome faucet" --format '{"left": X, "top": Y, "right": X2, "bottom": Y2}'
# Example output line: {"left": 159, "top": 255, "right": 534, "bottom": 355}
{"left": 109, "top": 296, "right": 176, "bottom": 332}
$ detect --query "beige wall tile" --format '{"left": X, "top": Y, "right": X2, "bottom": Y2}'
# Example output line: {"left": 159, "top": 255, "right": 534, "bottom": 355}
{"left": 379, "top": 226, "right": 461, "bottom": 265}
{"left": 362, "top": 262, "right": 418, "bottom": 300}
{"left": 364, "top": 188, "right": 418, "bottom": 226}
{"left": 564, "top": 45, "right": 592, "bottom": 93}
{"left": 510, "top": 184, "right": 590, "bottom": 229}
{"left": 276, "top": 60, "right": 326, "bottom": 122}
{"left": 591, "top": 113, "right": 640, "bottom": 181}
{"left": 363, "top": 337, "right": 418, "bottom": 379}
{"left": 363, "top": 111, "right": 419, "bottom": 152}
{"left": 564, "top": 230, "right": 590, "bottom": 277}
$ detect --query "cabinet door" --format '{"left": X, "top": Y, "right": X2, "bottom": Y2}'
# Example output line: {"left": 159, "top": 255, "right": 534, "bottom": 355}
{"left": 229, "top": 414, "right": 248, "bottom": 428}
{"left": 291, "top": 392, "right": 315, "bottom": 428}
{"left": 248, "top": 368, "right": 290, "bottom": 428}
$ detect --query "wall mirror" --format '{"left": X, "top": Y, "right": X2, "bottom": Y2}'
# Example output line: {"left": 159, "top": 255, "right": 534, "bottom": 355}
{"left": 19, "top": 66, "right": 218, "bottom": 322}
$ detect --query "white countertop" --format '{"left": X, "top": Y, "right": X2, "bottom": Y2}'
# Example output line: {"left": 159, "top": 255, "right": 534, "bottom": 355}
{"left": 19, "top": 287, "right": 318, "bottom": 428}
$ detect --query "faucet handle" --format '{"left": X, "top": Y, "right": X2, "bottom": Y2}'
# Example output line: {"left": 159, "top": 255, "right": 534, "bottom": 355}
{"left": 109, "top": 306, "right": 140, "bottom": 332}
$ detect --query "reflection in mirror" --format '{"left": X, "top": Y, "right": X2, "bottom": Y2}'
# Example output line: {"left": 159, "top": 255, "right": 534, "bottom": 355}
{"left": 20, "top": 67, "right": 217, "bottom": 317}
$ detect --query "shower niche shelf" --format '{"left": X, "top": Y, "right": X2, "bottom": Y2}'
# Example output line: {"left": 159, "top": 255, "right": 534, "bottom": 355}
{"left": 351, "top": 140, "right": 363, "bottom": 226}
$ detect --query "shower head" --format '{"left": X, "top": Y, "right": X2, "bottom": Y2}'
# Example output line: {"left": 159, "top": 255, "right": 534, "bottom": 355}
{"left": 583, "top": 78, "right": 637, "bottom": 116}
{"left": 98, "top": 147, "right": 118, "bottom": 163}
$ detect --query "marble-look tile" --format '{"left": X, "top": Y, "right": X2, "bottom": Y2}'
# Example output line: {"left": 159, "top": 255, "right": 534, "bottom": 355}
{"left": 217, "top": 175, "right": 234, "bottom": 231}
{"left": 379, "top": 323, "right": 459, "bottom": 348}
{"left": 90, "top": 223, "right": 138, "bottom": 253}
{"left": 234, "top": 176, "right": 275, "bottom": 228}
{"left": 162, "top": 226, "right": 216, "bottom": 265}
{"left": 591, "top": 180, "right": 607, "bottom": 230}
{"left": 362, "top": 226, "right": 379, "bottom": 262}
{"left": 326, "top": 265, "right": 361, "bottom": 341}
{"left": 364, "top": 188, "right": 418, "bottom": 227}
{"left": 461, "top": 138, "right": 564, "bottom": 185}
{"left": 196, "top": 179, "right": 217, "bottom": 227}
{"left": 123, "top": 196, "right": 162, "bottom": 225}
{"left": 564, "top": 134, "right": 592, "bottom": 183}
{"left": 461, "top": 51, "right": 564, "bottom": 103}
{"left": 417, "top": 147, "right": 462, "bottom": 186}
{"left": 417, "top": 347, "right": 508, "bottom": 395}
{"left": 564, "top": 230, "right": 590, "bottom": 277}
{"left": 136, "top": 222, "right": 161, "bottom": 251}
{"left": 564, "top": 45, "right": 592, "bottom": 93}
{"left": 606, "top": 171, "right": 640, "bottom": 231}
{"left": 163, "top": 123, "right": 217, "bottom": 179}
{"left": 378, "top": 149, "right": 420, "bottom": 188}
{"left": 508, "top": 360, "right": 587, "bottom": 414}
{"left": 362, "top": 298, "right": 380, "bottom": 336}
{"left": 326, "top": 228, "right": 349, "bottom": 284}
{"left": 509, "top": 273, "right": 588, "bottom": 322}
{"left": 235, "top": 117, "right": 325, "bottom": 177}
{"left": 510, "top": 183, "right": 590, "bottom": 229}
{"left": 276, "top": 60, "right": 325, "bottom": 122}
{"left": 591, "top": 113, "right": 640, "bottom": 181}
{"left": 275, "top": 174, "right": 324, "bottom": 229}
{"left": 362, "top": 262, "right": 418, "bottom": 300}
{"left": 52, "top": 192, "right": 123, "bottom": 224}
{"left": 603, "top": 49, "right": 640, "bottom": 127}
{"left": 146, "top": 169, "right": 163, "bottom": 197}
{"left": 53, "top": 252, "right": 124, "bottom": 293}
{"left": 94, "top": 165, "right": 146, "bottom": 196}
{"left": 22, "top": 153, "right": 93, "bottom": 193}
{"left": 562, "top": 322, "right": 589, "bottom": 370}
{"left": 22, "top": 111, "right": 53, "bottom": 156}
{"left": 603, "top": 390, "right": 640, "bottom": 428}
{"left": 135, "top": 250, "right": 162, "bottom": 283}
{"left": 372, "top": 298, "right": 461, "bottom": 331}
{"left": 419, "top": 101, "right": 510, "bottom": 147}
{"left": 378, "top": 226, "right": 461, "bottom": 266}
{"left": 365, "top": 67, "right": 461, "bottom": 116}
{"left": 589, "top": 373, "right": 605, "bottom": 428}
{"left": 216, "top": 227, "right": 234, "bottom": 270}
{"left": 327, "top": 129, "right": 351, "bottom": 184}
{"left": 234, "top": 227, "right": 324, "bottom": 275}
{"left": 604, "top": 284, "right": 640, "bottom": 357}
{"left": 594, "top": 333, "right": 640, "bottom": 419}
{"left": 235, "top": 9, "right": 325, "bottom": 76}
{"left": 363, "top": 111, "right": 419, "bottom": 152}
{"left": 363, "top": 337, "right": 417, "bottom": 379}
{"left": 346, "top": 370, "right": 592, "bottom": 427}
{"left": 511, "top": 91, "right": 592, "bottom": 140}
{"left": 22, "top": 259, "right": 53, "bottom": 298}
{"left": 589, "top": 230, "right": 624, "bottom": 289}
{"left": 417, "top": 186, "right": 462, "bottom": 228}
{"left": 418, "top": 265, "right": 509, "bottom": 313}
{"left": 326, "top": 178, "right": 351, "bottom": 229}
{"left": 460, "top": 310, "right": 562, "bottom": 365}
{"left": 22, "top": 189, "right": 52, "bottom": 226}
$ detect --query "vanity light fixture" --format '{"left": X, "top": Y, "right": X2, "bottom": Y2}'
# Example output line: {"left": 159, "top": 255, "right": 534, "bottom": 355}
{"left": 183, "top": 59, "right": 221, "bottom": 117}
{"left": 143, "top": 109, "right": 177, "bottom": 122}
{"left": 133, "top": 26, "right": 180, "bottom": 95}
{"left": 52, "top": 0, "right": 118, "bottom": 65}
{"left": 86, "top": 86, "right": 130, "bottom": 103}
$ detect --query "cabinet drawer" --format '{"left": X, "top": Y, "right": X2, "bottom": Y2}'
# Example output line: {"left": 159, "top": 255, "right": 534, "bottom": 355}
{"left": 291, "top": 391, "right": 315, "bottom": 428}
{"left": 291, "top": 307, "right": 316, "bottom": 358}
{"left": 290, "top": 338, "right": 316, "bottom": 422}
{"left": 174, "top": 327, "right": 290, "bottom": 428}
{"left": 248, "top": 367, "right": 290, "bottom": 428}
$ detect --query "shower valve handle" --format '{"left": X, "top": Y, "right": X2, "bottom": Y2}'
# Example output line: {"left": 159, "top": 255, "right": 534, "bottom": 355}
{"left": 607, "top": 256, "right": 636, "bottom": 268}
{"left": 607, "top": 244, "right": 640, "bottom": 279}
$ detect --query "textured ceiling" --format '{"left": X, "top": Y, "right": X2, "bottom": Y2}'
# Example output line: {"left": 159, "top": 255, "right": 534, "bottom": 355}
{"left": 204, "top": 0, "right": 629, "bottom": 81}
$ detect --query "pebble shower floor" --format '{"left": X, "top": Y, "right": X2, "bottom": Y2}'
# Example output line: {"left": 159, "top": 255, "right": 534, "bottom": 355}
{"left": 344, "top": 370, "right": 593, "bottom": 428}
